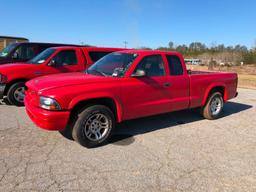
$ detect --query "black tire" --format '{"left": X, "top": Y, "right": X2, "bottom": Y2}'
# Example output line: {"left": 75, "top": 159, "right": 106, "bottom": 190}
{"left": 3, "top": 97, "right": 12, "bottom": 105}
{"left": 58, "top": 115, "right": 77, "bottom": 141}
{"left": 72, "top": 105, "right": 115, "bottom": 148}
{"left": 59, "top": 129, "right": 74, "bottom": 140}
{"left": 7, "top": 82, "right": 26, "bottom": 106}
{"left": 201, "top": 92, "right": 224, "bottom": 120}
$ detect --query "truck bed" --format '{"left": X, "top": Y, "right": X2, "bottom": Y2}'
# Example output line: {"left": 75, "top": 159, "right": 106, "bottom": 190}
{"left": 187, "top": 70, "right": 238, "bottom": 108}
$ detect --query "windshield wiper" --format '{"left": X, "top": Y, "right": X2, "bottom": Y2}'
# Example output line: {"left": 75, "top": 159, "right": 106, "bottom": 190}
{"left": 87, "top": 69, "right": 107, "bottom": 76}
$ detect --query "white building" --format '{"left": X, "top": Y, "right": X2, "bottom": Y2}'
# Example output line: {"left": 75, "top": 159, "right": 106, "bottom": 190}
{"left": 184, "top": 59, "right": 202, "bottom": 65}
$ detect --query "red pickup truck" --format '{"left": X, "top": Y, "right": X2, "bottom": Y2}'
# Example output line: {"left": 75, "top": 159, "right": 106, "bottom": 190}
{"left": 0, "top": 46, "right": 124, "bottom": 106}
{"left": 25, "top": 50, "right": 238, "bottom": 148}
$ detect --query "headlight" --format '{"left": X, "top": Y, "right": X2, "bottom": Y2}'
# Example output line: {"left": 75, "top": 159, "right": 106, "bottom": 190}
{"left": 39, "top": 96, "right": 61, "bottom": 110}
{"left": 0, "top": 74, "right": 7, "bottom": 83}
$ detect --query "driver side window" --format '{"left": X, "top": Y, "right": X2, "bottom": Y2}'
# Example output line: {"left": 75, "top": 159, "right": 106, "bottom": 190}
{"left": 134, "top": 55, "right": 165, "bottom": 77}
{"left": 13, "top": 45, "right": 37, "bottom": 60}
{"left": 51, "top": 50, "right": 78, "bottom": 67}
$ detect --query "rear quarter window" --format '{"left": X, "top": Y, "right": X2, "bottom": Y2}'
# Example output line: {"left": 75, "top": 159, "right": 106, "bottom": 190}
{"left": 166, "top": 55, "right": 184, "bottom": 76}
{"left": 89, "top": 51, "right": 112, "bottom": 62}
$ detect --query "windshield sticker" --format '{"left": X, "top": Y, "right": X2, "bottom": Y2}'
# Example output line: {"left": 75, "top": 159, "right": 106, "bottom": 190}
{"left": 0, "top": 52, "right": 8, "bottom": 57}
{"left": 37, "top": 60, "right": 45, "bottom": 64}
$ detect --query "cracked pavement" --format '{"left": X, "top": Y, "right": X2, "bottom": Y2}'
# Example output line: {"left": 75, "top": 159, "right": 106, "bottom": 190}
{"left": 0, "top": 88, "right": 256, "bottom": 192}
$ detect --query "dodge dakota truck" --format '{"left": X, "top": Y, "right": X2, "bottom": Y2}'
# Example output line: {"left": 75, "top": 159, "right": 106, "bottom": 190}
{"left": 25, "top": 50, "right": 238, "bottom": 148}
{"left": 0, "top": 46, "right": 124, "bottom": 106}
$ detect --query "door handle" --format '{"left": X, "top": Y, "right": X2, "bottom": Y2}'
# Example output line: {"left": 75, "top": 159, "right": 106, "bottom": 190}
{"left": 163, "top": 82, "right": 171, "bottom": 88}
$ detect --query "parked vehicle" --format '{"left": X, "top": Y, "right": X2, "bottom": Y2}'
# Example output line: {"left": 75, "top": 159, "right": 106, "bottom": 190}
{"left": 25, "top": 50, "right": 238, "bottom": 148}
{"left": 0, "top": 46, "right": 124, "bottom": 106}
{"left": 0, "top": 42, "right": 83, "bottom": 65}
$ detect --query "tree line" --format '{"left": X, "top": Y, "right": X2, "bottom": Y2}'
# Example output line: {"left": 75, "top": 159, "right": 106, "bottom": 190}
{"left": 140, "top": 41, "right": 256, "bottom": 65}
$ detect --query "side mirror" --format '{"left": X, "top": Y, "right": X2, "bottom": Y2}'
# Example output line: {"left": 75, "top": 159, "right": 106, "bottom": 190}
{"left": 131, "top": 69, "right": 146, "bottom": 77}
{"left": 48, "top": 59, "right": 56, "bottom": 66}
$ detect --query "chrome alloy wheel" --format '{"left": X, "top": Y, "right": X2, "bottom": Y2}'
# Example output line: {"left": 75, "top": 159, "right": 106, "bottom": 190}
{"left": 13, "top": 87, "right": 25, "bottom": 103}
{"left": 210, "top": 97, "right": 223, "bottom": 116}
{"left": 83, "top": 113, "right": 110, "bottom": 141}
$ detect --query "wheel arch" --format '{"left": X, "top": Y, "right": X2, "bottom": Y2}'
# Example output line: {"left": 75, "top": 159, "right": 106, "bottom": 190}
{"left": 4, "top": 78, "right": 29, "bottom": 95}
{"left": 68, "top": 96, "right": 123, "bottom": 123}
{"left": 202, "top": 84, "right": 227, "bottom": 106}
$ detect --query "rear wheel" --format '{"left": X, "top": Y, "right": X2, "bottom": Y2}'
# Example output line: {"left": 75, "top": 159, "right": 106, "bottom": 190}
{"left": 7, "top": 82, "right": 26, "bottom": 106}
{"left": 202, "top": 92, "right": 224, "bottom": 120}
{"left": 72, "top": 105, "right": 115, "bottom": 148}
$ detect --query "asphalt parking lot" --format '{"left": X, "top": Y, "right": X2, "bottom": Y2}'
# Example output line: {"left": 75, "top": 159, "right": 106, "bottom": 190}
{"left": 0, "top": 88, "right": 255, "bottom": 192}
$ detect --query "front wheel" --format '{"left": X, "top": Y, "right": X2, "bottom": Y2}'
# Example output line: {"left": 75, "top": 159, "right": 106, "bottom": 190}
{"left": 201, "top": 92, "right": 224, "bottom": 120}
{"left": 7, "top": 82, "right": 26, "bottom": 106}
{"left": 72, "top": 105, "right": 115, "bottom": 148}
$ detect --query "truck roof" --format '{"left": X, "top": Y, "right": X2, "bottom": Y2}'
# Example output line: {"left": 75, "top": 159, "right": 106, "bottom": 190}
{"left": 50, "top": 46, "right": 126, "bottom": 52}
{"left": 13, "top": 42, "right": 86, "bottom": 47}
{"left": 82, "top": 47, "right": 126, "bottom": 51}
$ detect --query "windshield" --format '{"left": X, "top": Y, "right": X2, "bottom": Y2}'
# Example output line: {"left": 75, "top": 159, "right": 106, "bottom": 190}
{"left": 28, "top": 48, "right": 56, "bottom": 64}
{"left": 86, "top": 52, "right": 138, "bottom": 77}
{"left": 0, "top": 43, "right": 17, "bottom": 57}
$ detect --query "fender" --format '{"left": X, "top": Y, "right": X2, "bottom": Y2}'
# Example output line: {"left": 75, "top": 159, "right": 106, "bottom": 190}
{"left": 202, "top": 83, "right": 228, "bottom": 106}
{"left": 68, "top": 92, "right": 124, "bottom": 122}
{"left": 4, "top": 78, "right": 29, "bottom": 94}
{"left": 7, "top": 77, "right": 30, "bottom": 84}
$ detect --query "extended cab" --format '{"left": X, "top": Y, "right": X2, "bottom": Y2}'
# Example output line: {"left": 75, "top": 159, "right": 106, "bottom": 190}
{"left": 25, "top": 50, "right": 238, "bottom": 148}
{"left": 0, "top": 46, "right": 124, "bottom": 106}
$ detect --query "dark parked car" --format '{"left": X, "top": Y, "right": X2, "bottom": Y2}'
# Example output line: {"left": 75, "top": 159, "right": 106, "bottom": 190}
{"left": 0, "top": 42, "right": 83, "bottom": 65}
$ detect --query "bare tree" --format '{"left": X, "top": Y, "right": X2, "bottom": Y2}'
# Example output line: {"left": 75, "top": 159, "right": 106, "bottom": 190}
{"left": 189, "top": 42, "right": 206, "bottom": 51}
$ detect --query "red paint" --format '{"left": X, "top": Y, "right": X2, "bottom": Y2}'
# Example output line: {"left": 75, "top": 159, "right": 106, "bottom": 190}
{"left": 25, "top": 50, "right": 238, "bottom": 131}
{"left": 25, "top": 97, "right": 70, "bottom": 130}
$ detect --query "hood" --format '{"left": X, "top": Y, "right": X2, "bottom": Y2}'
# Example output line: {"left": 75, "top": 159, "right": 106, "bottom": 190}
{"left": 26, "top": 73, "right": 118, "bottom": 93}
{"left": 0, "top": 62, "right": 33, "bottom": 74}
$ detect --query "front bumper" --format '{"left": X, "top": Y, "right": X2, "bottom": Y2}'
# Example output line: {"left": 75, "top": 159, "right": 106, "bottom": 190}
{"left": 24, "top": 96, "right": 70, "bottom": 131}
{"left": 0, "top": 84, "right": 6, "bottom": 99}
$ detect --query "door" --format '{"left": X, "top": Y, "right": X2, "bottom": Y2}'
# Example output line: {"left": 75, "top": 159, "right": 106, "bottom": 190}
{"left": 45, "top": 49, "right": 84, "bottom": 74}
{"left": 122, "top": 54, "right": 172, "bottom": 120}
{"left": 164, "top": 54, "right": 190, "bottom": 111}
